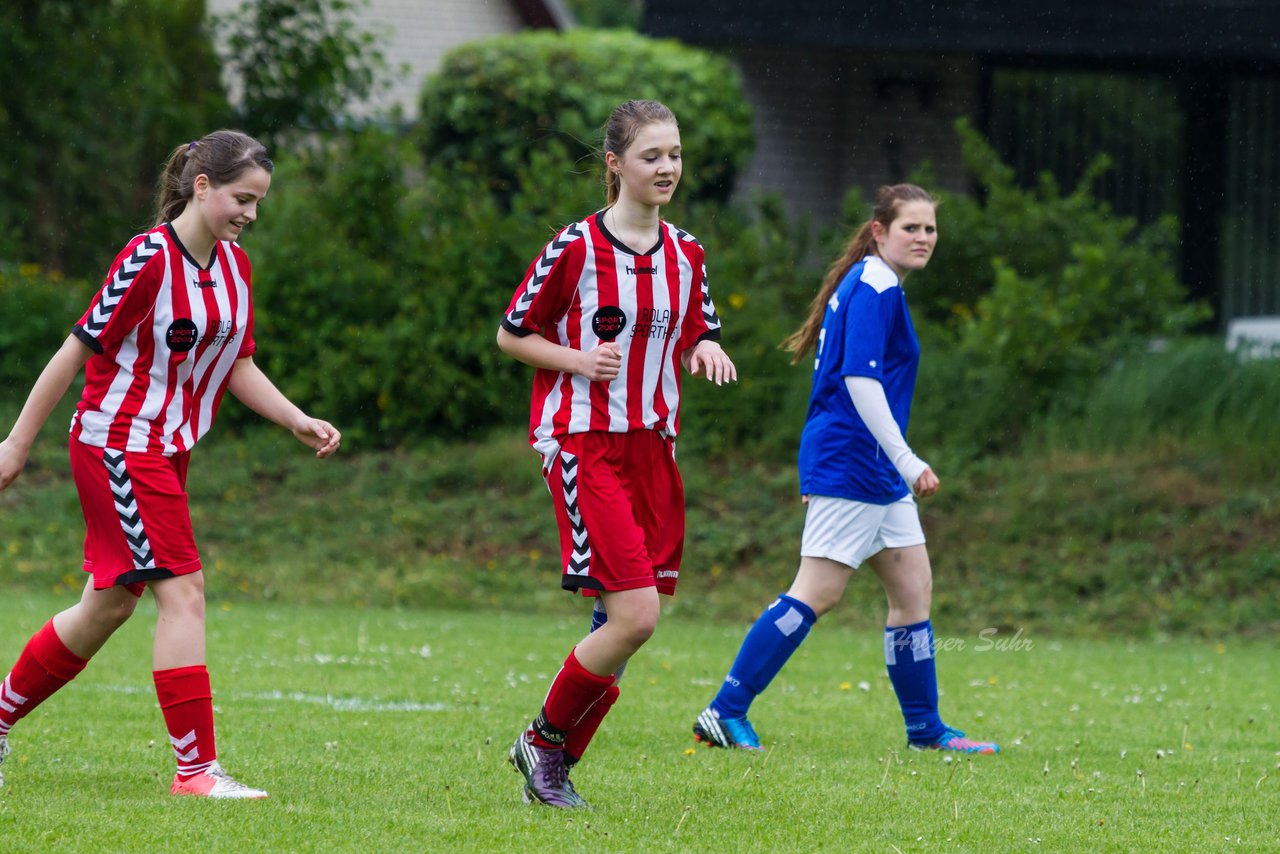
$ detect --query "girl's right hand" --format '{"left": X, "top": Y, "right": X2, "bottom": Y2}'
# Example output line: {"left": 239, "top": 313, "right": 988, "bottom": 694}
{"left": 578, "top": 343, "right": 622, "bottom": 382}
{"left": 0, "top": 437, "right": 30, "bottom": 491}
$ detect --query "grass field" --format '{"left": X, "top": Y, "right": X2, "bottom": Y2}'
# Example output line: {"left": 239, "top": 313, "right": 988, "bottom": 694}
{"left": 1, "top": 593, "right": 1276, "bottom": 852}
{"left": 4, "top": 405, "right": 1279, "bottom": 640}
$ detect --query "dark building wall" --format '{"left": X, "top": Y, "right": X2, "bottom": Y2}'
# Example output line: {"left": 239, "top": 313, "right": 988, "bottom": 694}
{"left": 735, "top": 47, "right": 979, "bottom": 222}
{"left": 645, "top": 0, "right": 1280, "bottom": 323}
{"left": 646, "top": 1, "right": 1280, "bottom": 67}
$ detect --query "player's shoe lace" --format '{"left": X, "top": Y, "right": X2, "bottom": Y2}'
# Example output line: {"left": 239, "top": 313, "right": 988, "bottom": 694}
{"left": 170, "top": 761, "right": 269, "bottom": 799}
{"left": 909, "top": 725, "right": 1000, "bottom": 754}
{"left": 509, "top": 733, "right": 588, "bottom": 808}
{"left": 0, "top": 735, "right": 10, "bottom": 788}
{"left": 693, "top": 707, "right": 764, "bottom": 751}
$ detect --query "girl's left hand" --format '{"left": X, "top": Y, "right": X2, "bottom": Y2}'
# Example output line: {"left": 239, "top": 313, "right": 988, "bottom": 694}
{"left": 684, "top": 340, "right": 737, "bottom": 386}
{"left": 292, "top": 418, "right": 342, "bottom": 458}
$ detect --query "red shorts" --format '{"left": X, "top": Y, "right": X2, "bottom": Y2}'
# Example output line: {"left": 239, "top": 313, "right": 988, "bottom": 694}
{"left": 544, "top": 430, "right": 685, "bottom": 597}
{"left": 69, "top": 438, "right": 201, "bottom": 594}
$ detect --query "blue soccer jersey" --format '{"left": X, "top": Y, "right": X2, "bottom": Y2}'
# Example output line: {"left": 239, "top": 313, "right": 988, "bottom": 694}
{"left": 797, "top": 255, "right": 920, "bottom": 504}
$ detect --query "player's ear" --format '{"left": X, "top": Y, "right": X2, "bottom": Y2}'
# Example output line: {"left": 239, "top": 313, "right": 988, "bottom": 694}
{"left": 193, "top": 174, "right": 210, "bottom": 201}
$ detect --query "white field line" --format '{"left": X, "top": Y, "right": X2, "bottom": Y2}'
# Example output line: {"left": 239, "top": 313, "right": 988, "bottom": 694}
{"left": 83, "top": 682, "right": 448, "bottom": 713}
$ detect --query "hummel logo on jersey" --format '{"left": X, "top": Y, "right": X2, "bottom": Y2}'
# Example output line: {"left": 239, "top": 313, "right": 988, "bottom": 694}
{"left": 626, "top": 264, "right": 657, "bottom": 275}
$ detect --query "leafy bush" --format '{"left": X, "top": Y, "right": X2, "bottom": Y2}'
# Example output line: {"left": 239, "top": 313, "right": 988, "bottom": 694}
{"left": 1052, "top": 337, "right": 1280, "bottom": 459}
{"left": 910, "top": 120, "right": 1195, "bottom": 327}
{"left": 242, "top": 125, "right": 810, "bottom": 451}
{"left": 0, "top": 263, "right": 96, "bottom": 392}
{"left": 417, "top": 29, "right": 754, "bottom": 204}
{"left": 241, "top": 31, "right": 770, "bottom": 448}
{"left": 242, "top": 129, "right": 602, "bottom": 445}
{"left": 673, "top": 194, "right": 815, "bottom": 459}
{"left": 904, "top": 120, "right": 1206, "bottom": 457}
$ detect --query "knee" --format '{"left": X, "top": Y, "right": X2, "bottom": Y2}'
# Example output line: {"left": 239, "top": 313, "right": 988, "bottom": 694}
{"left": 100, "top": 596, "right": 140, "bottom": 630}
{"left": 910, "top": 577, "right": 933, "bottom": 611}
{"left": 154, "top": 575, "right": 206, "bottom": 621}
{"left": 609, "top": 605, "right": 658, "bottom": 651}
{"left": 620, "top": 611, "right": 658, "bottom": 649}
{"left": 785, "top": 585, "right": 838, "bottom": 617}
{"left": 805, "top": 590, "right": 840, "bottom": 617}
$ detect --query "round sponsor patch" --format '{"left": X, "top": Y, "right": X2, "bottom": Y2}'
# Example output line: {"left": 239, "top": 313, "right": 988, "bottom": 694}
{"left": 166, "top": 318, "right": 199, "bottom": 352}
{"left": 592, "top": 306, "right": 627, "bottom": 342}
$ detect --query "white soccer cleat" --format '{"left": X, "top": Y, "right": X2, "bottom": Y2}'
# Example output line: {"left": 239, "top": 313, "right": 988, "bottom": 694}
{"left": 0, "top": 734, "right": 9, "bottom": 787}
{"left": 170, "top": 761, "right": 268, "bottom": 799}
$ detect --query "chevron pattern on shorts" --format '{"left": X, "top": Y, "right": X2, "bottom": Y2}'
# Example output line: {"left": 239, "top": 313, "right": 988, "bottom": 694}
{"left": 560, "top": 451, "right": 591, "bottom": 577}
{"left": 507, "top": 223, "right": 584, "bottom": 326}
{"left": 82, "top": 235, "right": 164, "bottom": 336}
{"left": 102, "top": 450, "right": 156, "bottom": 571}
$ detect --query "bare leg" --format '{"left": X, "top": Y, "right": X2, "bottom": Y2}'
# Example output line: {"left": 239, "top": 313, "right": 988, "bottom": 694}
{"left": 572, "top": 587, "right": 659, "bottom": 677}
{"left": 50, "top": 578, "right": 140, "bottom": 659}
{"left": 866, "top": 544, "right": 933, "bottom": 625}
{"left": 149, "top": 573, "right": 206, "bottom": 670}
{"left": 784, "top": 555, "right": 856, "bottom": 616}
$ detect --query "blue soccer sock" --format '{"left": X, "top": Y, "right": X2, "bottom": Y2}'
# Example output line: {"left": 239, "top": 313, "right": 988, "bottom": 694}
{"left": 589, "top": 599, "right": 608, "bottom": 634}
{"left": 884, "top": 619, "right": 945, "bottom": 743}
{"left": 710, "top": 594, "right": 817, "bottom": 720}
{"left": 588, "top": 599, "right": 626, "bottom": 682}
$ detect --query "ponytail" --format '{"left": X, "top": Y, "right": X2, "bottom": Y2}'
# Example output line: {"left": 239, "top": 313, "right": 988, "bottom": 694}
{"left": 154, "top": 130, "right": 273, "bottom": 226}
{"left": 781, "top": 184, "right": 936, "bottom": 363}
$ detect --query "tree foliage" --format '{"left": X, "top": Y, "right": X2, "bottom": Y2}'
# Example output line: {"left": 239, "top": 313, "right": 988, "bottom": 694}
{"left": 0, "top": 0, "right": 229, "bottom": 276}
{"left": 213, "top": 0, "right": 391, "bottom": 149}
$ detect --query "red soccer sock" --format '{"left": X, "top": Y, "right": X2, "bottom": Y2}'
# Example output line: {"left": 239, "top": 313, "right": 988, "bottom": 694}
{"left": 153, "top": 665, "right": 216, "bottom": 779}
{"left": 564, "top": 683, "right": 620, "bottom": 763}
{"left": 528, "top": 648, "right": 614, "bottom": 750}
{"left": 0, "top": 620, "right": 89, "bottom": 736}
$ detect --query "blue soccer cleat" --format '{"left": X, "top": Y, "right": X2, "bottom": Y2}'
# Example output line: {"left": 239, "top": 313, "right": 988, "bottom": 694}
{"left": 693, "top": 707, "right": 764, "bottom": 751}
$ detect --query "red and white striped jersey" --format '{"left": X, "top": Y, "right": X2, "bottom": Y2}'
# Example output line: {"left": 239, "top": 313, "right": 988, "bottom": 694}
{"left": 501, "top": 211, "right": 722, "bottom": 465}
{"left": 70, "top": 224, "right": 256, "bottom": 455}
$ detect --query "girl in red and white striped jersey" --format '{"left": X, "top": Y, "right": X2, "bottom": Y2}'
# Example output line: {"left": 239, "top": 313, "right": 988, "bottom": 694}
{"left": 0, "top": 130, "right": 341, "bottom": 798}
{"left": 498, "top": 99, "right": 737, "bottom": 808}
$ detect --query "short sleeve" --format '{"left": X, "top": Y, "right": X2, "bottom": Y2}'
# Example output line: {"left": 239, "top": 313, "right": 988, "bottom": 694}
{"left": 72, "top": 233, "right": 166, "bottom": 355}
{"left": 839, "top": 285, "right": 900, "bottom": 382}
{"left": 501, "top": 222, "right": 588, "bottom": 337}
{"left": 678, "top": 236, "right": 721, "bottom": 348}
{"left": 231, "top": 245, "right": 257, "bottom": 358}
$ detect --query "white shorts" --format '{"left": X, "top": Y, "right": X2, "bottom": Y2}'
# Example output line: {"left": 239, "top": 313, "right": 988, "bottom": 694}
{"left": 799, "top": 494, "right": 925, "bottom": 569}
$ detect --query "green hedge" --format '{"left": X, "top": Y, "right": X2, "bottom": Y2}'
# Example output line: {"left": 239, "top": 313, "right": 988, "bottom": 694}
{"left": 417, "top": 29, "right": 754, "bottom": 204}
{"left": 241, "top": 127, "right": 811, "bottom": 452}
{"left": 0, "top": 263, "right": 95, "bottom": 392}
{"left": 905, "top": 120, "right": 1206, "bottom": 458}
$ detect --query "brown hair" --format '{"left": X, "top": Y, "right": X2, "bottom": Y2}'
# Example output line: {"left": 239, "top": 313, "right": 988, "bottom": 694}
{"left": 154, "top": 130, "right": 273, "bottom": 226}
{"left": 602, "top": 99, "right": 678, "bottom": 206}
{"left": 781, "top": 183, "right": 937, "bottom": 362}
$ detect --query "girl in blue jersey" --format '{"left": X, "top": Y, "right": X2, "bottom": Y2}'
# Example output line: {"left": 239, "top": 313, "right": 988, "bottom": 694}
{"left": 693, "top": 184, "right": 999, "bottom": 754}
